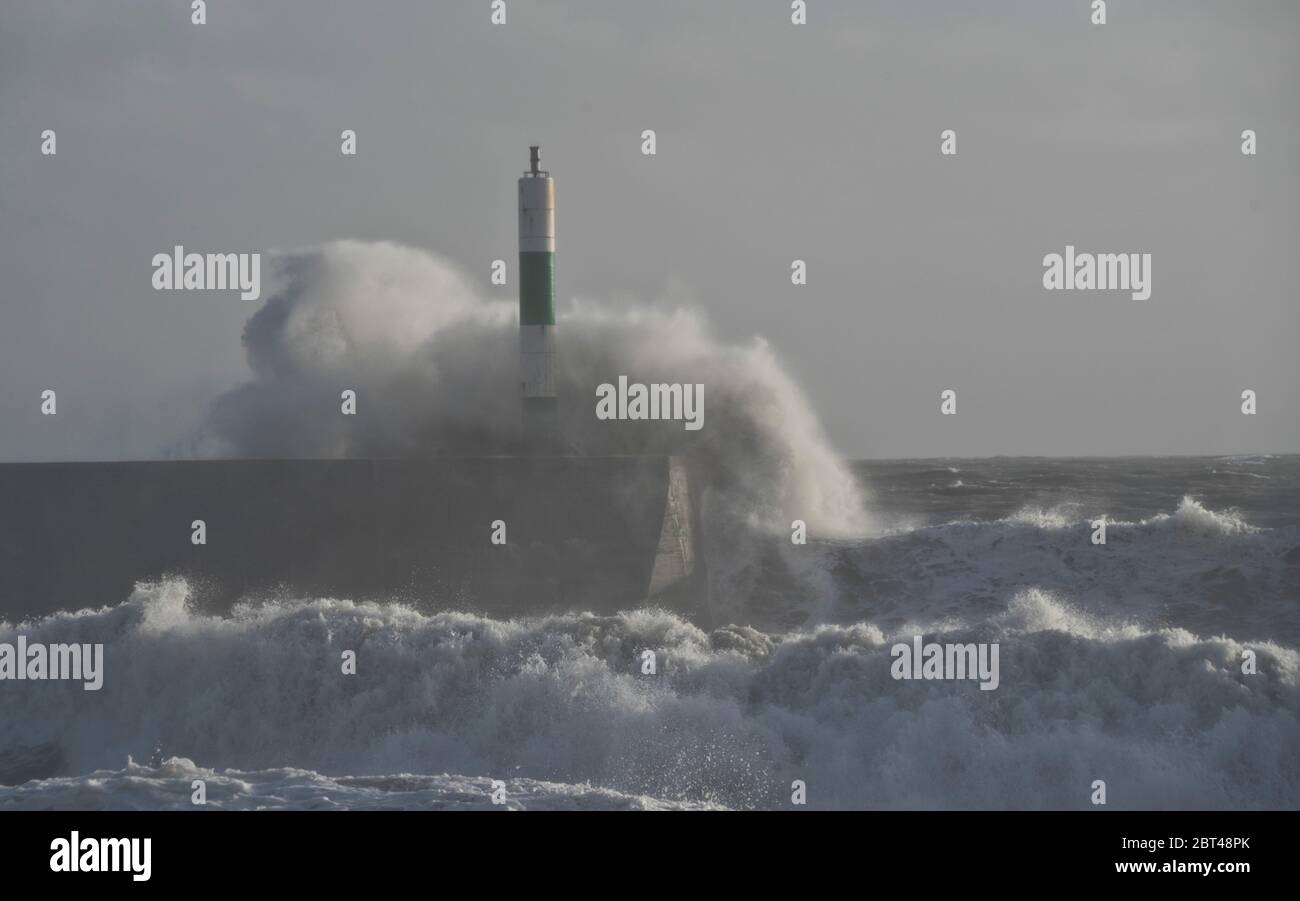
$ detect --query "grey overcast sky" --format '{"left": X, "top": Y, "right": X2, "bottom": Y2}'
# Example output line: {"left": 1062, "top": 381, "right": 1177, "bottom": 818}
{"left": 1, "top": 0, "right": 1297, "bottom": 460}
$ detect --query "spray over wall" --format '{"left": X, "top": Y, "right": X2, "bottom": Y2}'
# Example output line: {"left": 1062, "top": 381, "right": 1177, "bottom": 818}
{"left": 200, "top": 241, "right": 870, "bottom": 622}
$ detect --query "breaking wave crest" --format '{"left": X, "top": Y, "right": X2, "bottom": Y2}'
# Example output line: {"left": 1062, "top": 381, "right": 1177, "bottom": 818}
{"left": 2, "top": 576, "right": 1296, "bottom": 809}
{"left": 188, "top": 240, "right": 871, "bottom": 628}
{"left": 1003, "top": 496, "right": 1255, "bottom": 536}
{"left": 831, "top": 497, "right": 1300, "bottom": 644}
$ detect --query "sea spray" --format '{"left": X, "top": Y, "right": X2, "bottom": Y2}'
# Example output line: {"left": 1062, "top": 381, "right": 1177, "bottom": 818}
{"left": 199, "top": 241, "right": 873, "bottom": 622}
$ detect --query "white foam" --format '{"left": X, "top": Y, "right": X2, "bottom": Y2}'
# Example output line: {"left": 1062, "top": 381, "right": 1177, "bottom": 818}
{"left": 808, "top": 495, "right": 1300, "bottom": 683}
{"left": 1, "top": 578, "right": 1295, "bottom": 810}
{"left": 1142, "top": 495, "right": 1258, "bottom": 537}
{"left": 204, "top": 240, "right": 872, "bottom": 546}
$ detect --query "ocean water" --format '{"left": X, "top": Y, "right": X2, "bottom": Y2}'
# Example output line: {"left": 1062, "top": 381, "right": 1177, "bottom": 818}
{"left": 2, "top": 455, "right": 1297, "bottom": 810}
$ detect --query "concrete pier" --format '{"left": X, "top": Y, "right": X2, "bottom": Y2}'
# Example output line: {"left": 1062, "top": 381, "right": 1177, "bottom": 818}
{"left": 0, "top": 457, "right": 708, "bottom": 621}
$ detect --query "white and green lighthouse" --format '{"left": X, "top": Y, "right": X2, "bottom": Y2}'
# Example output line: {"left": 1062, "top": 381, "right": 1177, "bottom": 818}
{"left": 518, "top": 145, "right": 557, "bottom": 422}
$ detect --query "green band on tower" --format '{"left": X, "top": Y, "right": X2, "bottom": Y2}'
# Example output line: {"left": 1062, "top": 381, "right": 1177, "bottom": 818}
{"left": 519, "top": 252, "right": 555, "bottom": 326}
